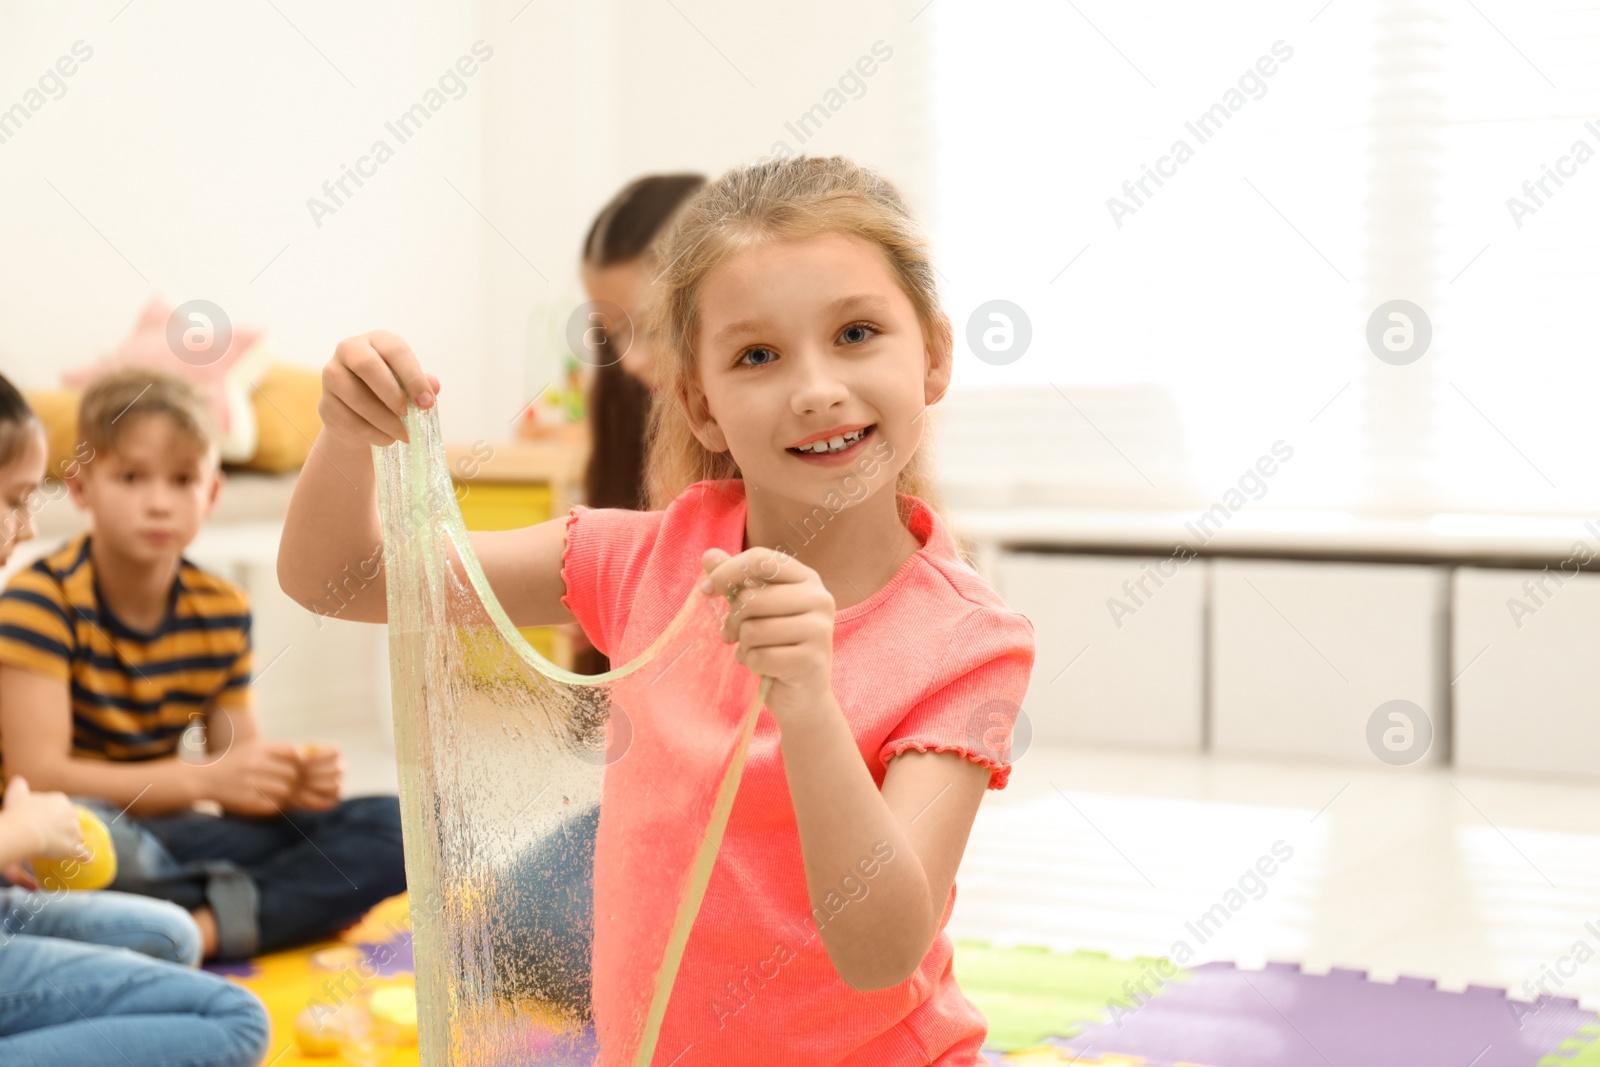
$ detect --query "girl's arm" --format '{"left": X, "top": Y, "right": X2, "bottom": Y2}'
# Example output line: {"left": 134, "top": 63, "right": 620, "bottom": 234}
{"left": 782, "top": 706, "right": 990, "bottom": 990}
{"left": 278, "top": 330, "right": 576, "bottom": 629}
{"left": 699, "top": 546, "right": 994, "bottom": 990}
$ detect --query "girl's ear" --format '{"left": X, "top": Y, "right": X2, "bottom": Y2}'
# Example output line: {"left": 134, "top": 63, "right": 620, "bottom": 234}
{"left": 923, "top": 310, "right": 954, "bottom": 407}
{"left": 681, "top": 371, "right": 730, "bottom": 454}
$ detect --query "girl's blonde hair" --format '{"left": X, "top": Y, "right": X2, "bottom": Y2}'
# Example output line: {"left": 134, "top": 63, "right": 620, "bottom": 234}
{"left": 640, "top": 155, "right": 950, "bottom": 528}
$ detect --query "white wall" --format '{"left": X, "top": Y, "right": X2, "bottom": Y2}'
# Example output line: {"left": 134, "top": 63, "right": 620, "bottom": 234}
{"left": 0, "top": 1, "right": 933, "bottom": 441}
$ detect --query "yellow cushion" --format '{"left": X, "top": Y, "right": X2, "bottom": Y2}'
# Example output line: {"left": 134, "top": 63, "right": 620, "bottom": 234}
{"left": 23, "top": 387, "right": 84, "bottom": 479}
{"left": 242, "top": 363, "right": 322, "bottom": 472}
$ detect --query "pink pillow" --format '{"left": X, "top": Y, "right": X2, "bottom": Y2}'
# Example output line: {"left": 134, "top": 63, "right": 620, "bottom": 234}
{"left": 64, "top": 296, "right": 269, "bottom": 461}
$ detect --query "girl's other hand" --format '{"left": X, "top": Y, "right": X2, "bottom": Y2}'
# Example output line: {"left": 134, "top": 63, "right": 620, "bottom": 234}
{"left": 0, "top": 776, "right": 87, "bottom": 861}
{"left": 700, "top": 547, "right": 835, "bottom": 726}
{"left": 320, "top": 330, "right": 442, "bottom": 448}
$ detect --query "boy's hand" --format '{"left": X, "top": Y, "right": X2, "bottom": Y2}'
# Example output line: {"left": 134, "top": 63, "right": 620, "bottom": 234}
{"left": 320, "top": 330, "right": 441, "bottom": 448}
{"left": 699, "top": 547, "right": 835, "bottom": 727}
{"left": 0, "top": 776, "right": 88, "bottom": 861}
{"left": 206, "top": 740, "right": 302, "bottom": 817}
{"left": 289, "top": 743, "right": 344, "bottom": 812}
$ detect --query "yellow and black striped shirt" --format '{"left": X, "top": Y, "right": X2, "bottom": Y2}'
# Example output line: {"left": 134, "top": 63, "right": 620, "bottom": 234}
{"left": 0, "top": 534, "right": 252, "bottom": 768}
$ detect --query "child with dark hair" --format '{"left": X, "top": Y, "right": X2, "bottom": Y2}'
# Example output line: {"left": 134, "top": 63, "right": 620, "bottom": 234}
{"left": 571, "top": 172, "right": 705, "bottom": 674}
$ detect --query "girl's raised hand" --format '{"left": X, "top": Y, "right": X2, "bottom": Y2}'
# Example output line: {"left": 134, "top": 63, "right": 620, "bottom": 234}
{"left": 320, "top": 330, "right": 442, "bottom": 448}
{"left": 700, "top": 547, "right": 835, "bottom": 725}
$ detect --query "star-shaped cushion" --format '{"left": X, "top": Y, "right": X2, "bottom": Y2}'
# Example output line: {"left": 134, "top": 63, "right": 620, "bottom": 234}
{"left": 63, "top": 295, "right": 271, "bottom": 461}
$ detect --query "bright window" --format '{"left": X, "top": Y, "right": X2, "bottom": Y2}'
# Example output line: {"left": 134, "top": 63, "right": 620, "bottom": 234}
{"left": 930, "top": 0, "right": 1600, "bottom": 514}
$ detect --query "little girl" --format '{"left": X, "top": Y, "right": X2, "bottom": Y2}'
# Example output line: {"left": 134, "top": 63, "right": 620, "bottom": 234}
{"left": 0, "top": 374, "right": 268, "bottom": 1066}
{"left": 280, "top": 155, "right": 1035, "bottom": 1065}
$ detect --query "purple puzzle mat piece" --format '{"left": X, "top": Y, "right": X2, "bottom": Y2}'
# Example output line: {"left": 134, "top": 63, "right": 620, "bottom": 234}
{"left": 355, "top": 931, "right": 415, "bottom": 976}
{"left": 202, "top": 958, "right": 258, "bottom": 978}
{"left": 1053, "top": 961, "right": 1595, "bottom": 1067}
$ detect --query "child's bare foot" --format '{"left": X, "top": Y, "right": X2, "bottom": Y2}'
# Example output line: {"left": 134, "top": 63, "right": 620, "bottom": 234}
{"left": 193, "top": 906, "right": 219, "bottom": 959}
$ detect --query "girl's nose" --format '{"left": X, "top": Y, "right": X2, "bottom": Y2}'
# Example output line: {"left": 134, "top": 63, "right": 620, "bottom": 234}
{"left": 789, "top": 348, "right": 850, "bottom": 413}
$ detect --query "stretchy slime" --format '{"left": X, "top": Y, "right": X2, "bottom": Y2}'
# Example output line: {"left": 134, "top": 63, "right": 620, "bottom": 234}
{"left": 374, "top": 405, "right": 767, "bottom": 1066}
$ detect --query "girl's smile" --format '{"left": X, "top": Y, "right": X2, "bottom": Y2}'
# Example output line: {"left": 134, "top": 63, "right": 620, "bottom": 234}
{"left": 786, "top": 423, "right": 878, "bottom": 465}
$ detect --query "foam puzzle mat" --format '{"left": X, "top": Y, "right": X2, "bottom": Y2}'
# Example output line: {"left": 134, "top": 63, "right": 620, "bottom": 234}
{"left": 206, "top": 916, "right": 1600, "bottom": 1065}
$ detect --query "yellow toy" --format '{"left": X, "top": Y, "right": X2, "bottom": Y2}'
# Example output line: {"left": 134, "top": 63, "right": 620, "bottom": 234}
{"left": 292, "top": 1006, "right": 342, "bottom": 1057}
{"left": 32, "top": 805, "right": 116, "bottom": 891}
{"left": 370, "top": 983, "right": 419, "bottom": 1045}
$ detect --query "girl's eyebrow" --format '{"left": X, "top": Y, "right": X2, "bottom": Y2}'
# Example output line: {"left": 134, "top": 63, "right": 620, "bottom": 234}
{"left": 709, "top": 293, "right": 893, "bottom": 346}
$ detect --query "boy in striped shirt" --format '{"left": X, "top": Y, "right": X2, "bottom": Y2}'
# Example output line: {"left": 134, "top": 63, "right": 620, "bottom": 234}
{"left": 0, "top": 368, "right": 406, "bottom": 960}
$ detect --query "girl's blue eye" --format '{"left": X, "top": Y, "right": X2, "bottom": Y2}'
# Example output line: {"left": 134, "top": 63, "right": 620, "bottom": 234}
{"left": 840, "top": 323, "right": 877, "bottom": 345}
{"left": 738, "top": 347, "right": 777, "bottom": 367}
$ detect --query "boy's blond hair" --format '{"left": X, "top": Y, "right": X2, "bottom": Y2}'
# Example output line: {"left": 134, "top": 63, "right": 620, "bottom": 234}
{"left": 78, "top": 368, "right": 217, "bottom": 459}
{"left": 641, "top": 155, "right": 950, "bottom": 524}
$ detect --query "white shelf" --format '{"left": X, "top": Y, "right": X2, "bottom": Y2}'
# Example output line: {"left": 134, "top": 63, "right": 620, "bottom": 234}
{"left": 952, "top": 506, "right": 1600, "bottom": 566}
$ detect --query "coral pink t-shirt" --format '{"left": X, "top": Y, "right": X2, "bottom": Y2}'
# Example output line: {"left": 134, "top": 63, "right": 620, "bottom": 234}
{"left": 559, "top": 478, "right": 1036, "bottom": 1066}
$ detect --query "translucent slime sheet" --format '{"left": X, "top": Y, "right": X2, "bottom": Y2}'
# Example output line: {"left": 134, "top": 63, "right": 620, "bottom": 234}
{"left": 374, "top": 407, "right": 768, "bottom": 1066}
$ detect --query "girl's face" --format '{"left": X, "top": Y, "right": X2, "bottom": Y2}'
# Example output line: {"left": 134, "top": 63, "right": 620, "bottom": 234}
{"left": 0, "top": 424, "right": 48, "bottom": 567}
{"left": 581, "top": 258, "right": 660, "bottom": 392}
{"left": 686, "top": 232, "right": 951, "bottom": 507}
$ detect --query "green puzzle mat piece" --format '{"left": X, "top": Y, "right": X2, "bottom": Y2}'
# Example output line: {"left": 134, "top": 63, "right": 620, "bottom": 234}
{"left": 1545, "top": 1022, "right": 1600, "bottom": 1066}
{"left": 953, "top": 941, "right": 1190, "bottom": 1052}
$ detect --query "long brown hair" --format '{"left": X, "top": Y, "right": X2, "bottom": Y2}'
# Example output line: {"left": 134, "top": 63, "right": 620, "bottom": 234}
{"left": 0, "top": 372, "right": 40, "bottom": 470}
{"left": 641, "top": 155, "right": 950, "bottom": 525}
{"left": 579, "top": 174, "right": 706, "bottom": 511}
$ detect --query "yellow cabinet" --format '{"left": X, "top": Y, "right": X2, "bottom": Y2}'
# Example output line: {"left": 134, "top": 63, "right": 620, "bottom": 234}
{"left": 448, "top": 433, "right": 588, "bottom": 671}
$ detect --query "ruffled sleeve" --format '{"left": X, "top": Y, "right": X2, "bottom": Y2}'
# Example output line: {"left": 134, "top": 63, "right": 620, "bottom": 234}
{"left": 877, "top": 607, "right": 1036, "bottom": 790}
{"left": 557, "top": 503, "right": 662, "bottom": 661}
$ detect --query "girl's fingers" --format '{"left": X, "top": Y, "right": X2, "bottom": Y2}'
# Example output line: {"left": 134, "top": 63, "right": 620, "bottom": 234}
{"left": 330, "top": 369, "right": 410, "bottom": 442}
{"left": 719, "top": 586, "right": 825, "bottom": 644}
{"left": 323, "top": 395, "right": 401, "bottom": 447}
{"left": 738, "top": 645, "right": 813, "bottom": 678}
{"left": 365, "top": 330, "right": 435, "bottom": 410}
{"left": 700, "top": 547, "right": 798, "bottom": 599}
{"left": 344, "top": 342, "right": 412, "bottom": 420}
{"left": 728, "top": 615, "right": 815, "bottom": 650}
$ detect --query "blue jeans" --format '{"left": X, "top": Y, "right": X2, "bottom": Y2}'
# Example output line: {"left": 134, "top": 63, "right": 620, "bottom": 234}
{"left": 82, "top": 794, "right": 408, "bottom": 961}
{"left": 491, "top": 803, "right": 599, "bottom": 1019}
{"left": 0, "top": 884, "right": 201, "bottom": 965}
{"left": 0, "top": 886, "right": 268, "bottom": 1066}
